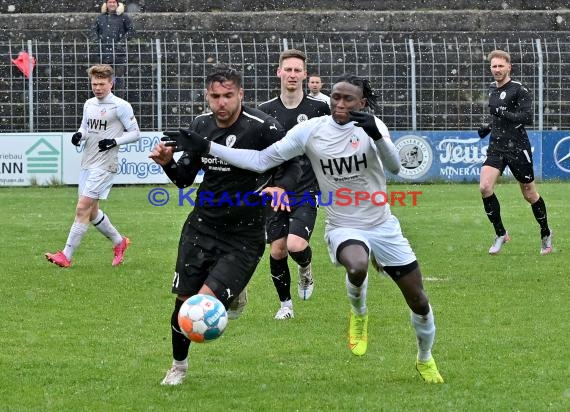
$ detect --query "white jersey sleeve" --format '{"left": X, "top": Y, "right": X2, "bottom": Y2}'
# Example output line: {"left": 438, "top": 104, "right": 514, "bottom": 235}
{"left": 208, "top": 119, "right": 312, "bottom": 172}
{"left": 78, "top": 101, "right": 89, "bottom": 137}
{"left": 209, "top": 143, "right": 286, "bottom": 173}
{"left": 114, "top": 102, "right": 140, "bottom": 145}
{"left": 371, "top": 117, "right": 400, "bottom": 174}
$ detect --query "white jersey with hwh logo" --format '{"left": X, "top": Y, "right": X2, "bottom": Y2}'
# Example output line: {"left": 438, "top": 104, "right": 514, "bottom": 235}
{"left": 78, "top": 93, "right": 140, "bottom": 172}
{"left": 274, "top": 115, "right": 391, "bottom": 229}
{"left": 210, "top": 115, "right": 399, "bottom": 230}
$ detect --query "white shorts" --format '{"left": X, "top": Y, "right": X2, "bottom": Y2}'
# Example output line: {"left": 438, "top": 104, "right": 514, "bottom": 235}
{"left": 78, "top": 168, "right": 115, "bottom": 200}
{"left": 324, "top": 215, "right": 417, "bottom": 268}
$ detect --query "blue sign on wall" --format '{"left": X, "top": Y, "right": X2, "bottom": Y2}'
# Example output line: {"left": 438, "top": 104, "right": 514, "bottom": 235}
{"left": 388, "top": 131, "right": 543, "bottom": 183}
{"left": 542, "top": 131, "right": 570, "bottom": 180}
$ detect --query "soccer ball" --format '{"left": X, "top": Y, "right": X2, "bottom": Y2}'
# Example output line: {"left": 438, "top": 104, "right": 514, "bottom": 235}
{"left": 178, "top": 294, "right": 228, "bottom": 343}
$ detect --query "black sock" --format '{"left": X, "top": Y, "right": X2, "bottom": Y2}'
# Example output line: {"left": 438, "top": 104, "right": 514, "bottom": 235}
{"left": 289, "top": 246, "right": 312, "bottom": 268}
{"left": 269, "top": 255, "right": 291, "bottom": 302}
{"left": 482, "top": 193, "right": 506, "bottom": 236}
{"left": 171, "top": 298, "right": 190, "bottom": 361}
{"left": 531, "top": 196, "right": 550, "bottom": 237}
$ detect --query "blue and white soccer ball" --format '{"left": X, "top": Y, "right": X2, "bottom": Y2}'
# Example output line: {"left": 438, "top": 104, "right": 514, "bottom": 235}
{"left": 178, "top": 294, "right": 228, "bottom": 343}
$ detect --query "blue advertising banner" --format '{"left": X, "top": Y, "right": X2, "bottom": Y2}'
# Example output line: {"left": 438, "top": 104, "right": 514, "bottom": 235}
{"left": 388, "top": 131, "right": 543, "bottom": 183}
{"left": 0, "top": 132, "right": 204, "bottom": 186}
{"left": 0, "top": 130, "right": 563, "bottom": 186}
{"left": 542, "top": 131, "right": 570, "bottom": 180}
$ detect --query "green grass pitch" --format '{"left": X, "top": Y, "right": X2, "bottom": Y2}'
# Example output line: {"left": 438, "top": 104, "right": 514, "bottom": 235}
{"left": 1, "top": 182, "right": 568, "bottom": 411}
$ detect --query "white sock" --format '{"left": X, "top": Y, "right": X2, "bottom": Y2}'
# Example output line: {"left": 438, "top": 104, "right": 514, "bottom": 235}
{"left": 346, "top": 274, "right": 368, "bottom": 315}
{"left": 281, "top": 299, "right": 293, "bottom": 309}
{"left": 411, "top": 304, "right": 436, "bottom": 362}
{"left": 173, "top": 359, "right": 188, "bottom": 370}
{"left": 91, "top": 209, "right": 122, "bottom": 245}
{"left": 62, "top": 222, "right": 89, "bottom": 260}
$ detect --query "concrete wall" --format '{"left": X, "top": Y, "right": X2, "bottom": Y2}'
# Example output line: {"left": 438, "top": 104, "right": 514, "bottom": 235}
{"left": 2, "top": 0, "right": 570, "bottom": 42}
{"left": 2, "top": 0, "right": 569, "bottom": 14}
{"left": 2, "top": 10, "right": 570, "bottom": 42}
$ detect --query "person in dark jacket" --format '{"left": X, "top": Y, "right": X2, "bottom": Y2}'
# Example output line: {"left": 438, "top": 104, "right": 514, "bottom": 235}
{"left": 91, "top": 0, "right": 135, "bottom": 64}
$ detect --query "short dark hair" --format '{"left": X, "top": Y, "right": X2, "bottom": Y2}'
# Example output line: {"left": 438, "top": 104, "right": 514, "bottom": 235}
{"left": 206, "top": 63, "right": 242, "bottom": 88}
{"left": 334, "top": 74, "right": 379, "bottom": 111}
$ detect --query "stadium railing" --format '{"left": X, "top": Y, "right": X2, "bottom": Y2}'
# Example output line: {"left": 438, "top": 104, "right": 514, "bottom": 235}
{"left": 1, "top": 37, "right": 568, "bottom": 132}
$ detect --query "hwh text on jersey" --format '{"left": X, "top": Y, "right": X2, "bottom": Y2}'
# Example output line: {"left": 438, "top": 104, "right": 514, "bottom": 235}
{"left": 320, "top": 153, "right": 368, "bottom": 175}
{"left": 88, "top": 118, "right": 108, "bottom": 130}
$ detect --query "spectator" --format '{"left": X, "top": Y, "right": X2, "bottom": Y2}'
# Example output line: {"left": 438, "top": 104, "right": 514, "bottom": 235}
{"left": 90, "top": 0, "right": 135, "bottom": 87}
{"left": 308, "top": 74, "right": 331, "bottom": 106}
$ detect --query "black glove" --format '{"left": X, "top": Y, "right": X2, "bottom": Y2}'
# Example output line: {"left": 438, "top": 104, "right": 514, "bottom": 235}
{"left": 160, "top": 130, "right": 180, "bottom": 146}
{"left": 71, "top": 132, "right": 82, "bottom": 146}
{"left": 490, "top": 105, "right": 505, "bottom": 118}
{"left": 98, "top": 138, "right": 117, "bottom": 152}
{"left": 348, "top": 111, "right": 383, "bottom": 140}
{"left": 477, "top": 123, "right": 491, "bottom": 139}
{"left": 161, "top": 129, "right": 210, "bottom": 154}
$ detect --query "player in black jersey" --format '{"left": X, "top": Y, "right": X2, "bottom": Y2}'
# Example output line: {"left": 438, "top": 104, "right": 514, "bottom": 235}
{"left": 258, "top": 49, "right": 330, "bottom": 320}
{"left": 150, "top": 64, "right": 299, "bottom": 385}
{"left": 478, "top": 49, "right": 552, "bottom": 255}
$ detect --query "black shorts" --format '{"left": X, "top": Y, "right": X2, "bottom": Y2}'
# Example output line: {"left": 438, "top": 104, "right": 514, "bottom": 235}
{"left": 484, "top": 148, "right": 535, "bottom": 183}
{"left": 265, "top": 200, "right": 318, "bottom": 244}
{"left": 171, "top": 214, "right": 265, "bottom": 309}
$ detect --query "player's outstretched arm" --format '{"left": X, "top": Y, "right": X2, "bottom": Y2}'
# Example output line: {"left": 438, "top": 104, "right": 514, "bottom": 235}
{"left": 210, "top": 142, "right": 289, "bottom": 173}
{"left": 149, "top": 141, "right": 202, "bottom": 187}
{"left": 162, "top": 127, "right": 303, "bottom": 173}
{"left": 162, "top": 129, "right": 210, "bottom": 154}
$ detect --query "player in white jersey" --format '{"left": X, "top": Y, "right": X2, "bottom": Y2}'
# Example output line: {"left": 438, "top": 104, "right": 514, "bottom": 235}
{"left": 177, "top": 74, "right": 444, "bottom": 383}
{"left": 46, "top": 64, "right": 140, "bottom": 268}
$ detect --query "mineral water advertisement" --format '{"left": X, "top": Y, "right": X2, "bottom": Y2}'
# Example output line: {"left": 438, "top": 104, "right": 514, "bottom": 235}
{"left": 389, "top": 131, "right": 543, "bottom": 183}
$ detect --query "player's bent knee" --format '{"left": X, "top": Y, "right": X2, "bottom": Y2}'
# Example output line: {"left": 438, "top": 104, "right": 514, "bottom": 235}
{"left": 384, "top": 260, "right": 419, "bottom": 280}
{"left": 270, "top": 241, "right": 288, "bottom": 259}
{"left": 479, "top": 184, "right": 493, "bottom": 197}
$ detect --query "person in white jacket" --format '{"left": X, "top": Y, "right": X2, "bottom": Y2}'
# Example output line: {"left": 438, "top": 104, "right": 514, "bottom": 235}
{"left": 46, "top": 64, "right": 140, "bottom": 268}
{"left": 173, "top": 74, "right": 444, "bottom": 383}
{"left": 308, "top": 74, "right": 331, "bottom": 107}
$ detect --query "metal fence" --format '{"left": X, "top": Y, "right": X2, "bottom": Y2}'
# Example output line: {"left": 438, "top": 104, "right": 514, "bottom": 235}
{"left": 2, "top": 36, "right": 570, "bottom": 133}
